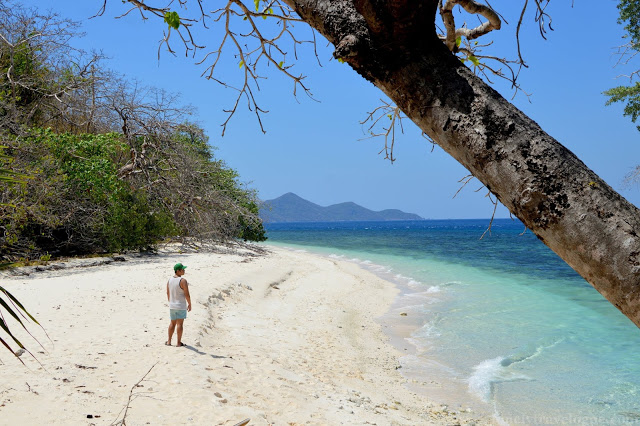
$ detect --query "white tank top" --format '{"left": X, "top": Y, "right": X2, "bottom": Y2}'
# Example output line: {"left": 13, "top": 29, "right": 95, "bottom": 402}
{"left": 168, "top": 276, "right": 187, "bottom": 310}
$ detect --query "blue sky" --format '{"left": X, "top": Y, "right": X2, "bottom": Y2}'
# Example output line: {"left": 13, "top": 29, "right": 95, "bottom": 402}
{"left": 22, "top": 0, "right": 640, "bottom": 219}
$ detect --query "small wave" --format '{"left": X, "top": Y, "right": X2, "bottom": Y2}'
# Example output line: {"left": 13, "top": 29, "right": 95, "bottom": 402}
{"left": 414, "top": 322, "right": 441, "bottom": 339}
{"left": 468, "top": 338, "right": 563, "bottom": 403}
{"left": 402, "top": 292, "right": 431, "bottom": 301}
{"left": 397, "top": 303, "right": 430, "bottom": 313}
{"left": 352, "top": 258, "right": 394, "bottom": 275}
{"left": 404, "top": 337, "right": 427, "bottom": 352}
{"left": 328, "top": 254, "right": 345, "bottom": 259}
{"left": 401, "top": 290, "right": 441, "bottom": 303}
{"left": 426, "top": 286, "right": 441, "bottom": 293}
{"left": 501, "top": 338, "right": 564, "bottom": 368}
{"left": 399, "top": 353, "right": 458, "bottom": 376}
{"left": 468, "top": 356, "right": 531, "bottom": 402}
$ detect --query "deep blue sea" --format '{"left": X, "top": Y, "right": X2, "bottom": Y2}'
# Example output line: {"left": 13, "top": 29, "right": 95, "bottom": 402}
{"left": 263, "top": 219, "right": 640, "bottom": 425}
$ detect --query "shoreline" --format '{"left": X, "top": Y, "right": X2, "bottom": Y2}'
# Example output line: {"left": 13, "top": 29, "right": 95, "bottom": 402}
{"left": 0, "top": 245, "right": 489, "bottom": 425}
{"left": 267, "top": 242, "right": 496, "bottom": 421}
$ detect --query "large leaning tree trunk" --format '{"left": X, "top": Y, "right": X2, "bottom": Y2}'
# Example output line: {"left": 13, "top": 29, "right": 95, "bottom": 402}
{"left": 282, "top": 0, "right": 640, "bottom": 328}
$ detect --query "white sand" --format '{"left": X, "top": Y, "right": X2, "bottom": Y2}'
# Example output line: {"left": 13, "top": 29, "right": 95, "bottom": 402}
{"left": 0, "top": 246, "right": 489, "bottom": 425}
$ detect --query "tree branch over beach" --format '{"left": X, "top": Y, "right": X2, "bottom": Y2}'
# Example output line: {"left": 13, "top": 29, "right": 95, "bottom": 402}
{"left": 98, "top": 0, "right": 640, "bottom": 329}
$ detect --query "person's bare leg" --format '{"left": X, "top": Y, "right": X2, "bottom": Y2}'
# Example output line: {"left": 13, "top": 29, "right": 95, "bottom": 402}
{"left": 167, "top": 319, "right": 177, "bottom": 345}
{"left": 176, "top": 319, "right": 185, "bottom": 346}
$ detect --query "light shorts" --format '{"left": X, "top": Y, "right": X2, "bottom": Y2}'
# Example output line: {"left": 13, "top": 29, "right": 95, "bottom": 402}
{"left": 170, "top": 309, "right": 187, "bottom": 320}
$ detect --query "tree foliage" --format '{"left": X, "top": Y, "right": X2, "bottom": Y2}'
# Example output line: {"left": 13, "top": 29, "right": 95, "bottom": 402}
{"left": 2, "top": 129, "right": 179, "bottom": 257}
{"left": 0, "top": 2, "right": 265, "bottom": 264}
{"left": 618, "top": 0, "right": 640, "bottom": 49}
{"left": 605, "top": 82, "right": 640, "bottom": 128}
{"left": 604, "top": 0, "right": 640, "bottom": 132}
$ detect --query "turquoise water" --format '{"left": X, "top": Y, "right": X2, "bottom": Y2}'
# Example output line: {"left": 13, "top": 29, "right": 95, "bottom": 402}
{"left": 263, "top": 220, "right": 640, "bottom": 425}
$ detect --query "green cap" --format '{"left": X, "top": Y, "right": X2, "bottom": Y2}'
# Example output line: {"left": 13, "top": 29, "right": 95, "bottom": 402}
{"left": 174, "top": 263, "right": 187, "bottom": 272}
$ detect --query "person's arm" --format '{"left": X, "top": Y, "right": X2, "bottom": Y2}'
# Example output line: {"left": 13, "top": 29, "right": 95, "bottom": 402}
{"left": 166, "top": 280, "right": 170, "bottom": 302}
{"left": 181, "top": 278, "right": 192, "bottom": 311}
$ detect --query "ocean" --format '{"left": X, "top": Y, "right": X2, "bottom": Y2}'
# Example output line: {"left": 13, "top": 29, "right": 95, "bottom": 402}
{"left": 263, "top": 219, "right": 640, "bottom": 425}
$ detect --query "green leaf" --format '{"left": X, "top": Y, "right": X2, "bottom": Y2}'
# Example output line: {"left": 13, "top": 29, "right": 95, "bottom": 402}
{"left": 239, "top": 60, "right": 244, "bottom": 68}
{"left": 1, "top": 287, "right": 41, "bottom": 326}
{"left": 604, "top": 82, "right": 640, "bottom": 123}
{"left": 0, "top": 336, "right": 25, "bottom": 365}
{"left": 268, "top": 8, "right": 273, "bottom": 14}
{"left": 455, "top": 36, "right": 461, "bottom": 47}
{"left": 254, "top": 0, "right": 260, "bottom": 11}
{"left": 278, "top": 61, "right": 284, "bottom": 69}
{"left": 468, "top": 55, "right": 480, "bottom": 66}
{"left": 163, "top": 11, "right": 180, "bottom": 29}
{"left": 0, "top": 314, "right": 25, "bottom": 352}
{"left": 337, "top": 58, "right": 345, "bottom": 64}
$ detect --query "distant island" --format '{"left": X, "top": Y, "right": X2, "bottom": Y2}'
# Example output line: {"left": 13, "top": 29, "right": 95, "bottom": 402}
{"left": 259, "top": 192, "right": 424, "bottom": 223}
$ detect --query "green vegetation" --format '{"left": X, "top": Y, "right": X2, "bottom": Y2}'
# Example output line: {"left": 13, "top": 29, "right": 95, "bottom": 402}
{"left": 604, "top": 0, "right": 640, "bottom": 131}
{"left": 618, "top": 0, "right": 640, "bottom": 49}
{"left": 3, "top": 129, "right": 180, "bottom": 257}
{"left": 0, "top": 2, "right": 266, "bottom": 263}
{"left": 605, "top": 82, "right": 640, "bottom": 130}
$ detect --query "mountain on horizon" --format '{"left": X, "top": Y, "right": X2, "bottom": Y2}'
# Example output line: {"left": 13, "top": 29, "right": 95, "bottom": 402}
{"left": 259, "top": 192, "right": 424, "bottom": 223}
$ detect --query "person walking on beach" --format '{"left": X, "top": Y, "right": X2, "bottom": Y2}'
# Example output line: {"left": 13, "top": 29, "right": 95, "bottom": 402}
{"left": 166, "top": 263, "right": 191, "bottom": 347}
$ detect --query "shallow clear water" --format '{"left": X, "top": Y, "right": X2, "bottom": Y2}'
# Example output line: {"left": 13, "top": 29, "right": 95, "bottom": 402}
{"left": 263, "top": 219, "right": 640, "bottom": 425}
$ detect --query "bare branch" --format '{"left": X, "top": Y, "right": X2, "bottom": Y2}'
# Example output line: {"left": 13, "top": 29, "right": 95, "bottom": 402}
{"left": 480, "top": 191, "right": 499, "bottom": 240}
{"left": 612, "top": 41, "right": 640, "bottom": 83}
{"left": 515, "top": 0, "right": 529, "bottom": 68}
{"left": 532, "top": 0, "right": 553, "bottom": 40}
{"left": 453, "top": 174, "right": 474, "bottom": 199}
{"left": 359, "top": 99, "right": 406, "bottom": 163}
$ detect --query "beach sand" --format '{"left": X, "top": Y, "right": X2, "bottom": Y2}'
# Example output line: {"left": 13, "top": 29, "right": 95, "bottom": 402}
{"left": 0, "top": 245, "right": 489, "bottom": 425}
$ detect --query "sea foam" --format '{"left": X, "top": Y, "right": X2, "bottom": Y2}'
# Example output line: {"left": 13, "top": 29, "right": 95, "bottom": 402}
{"left": 467, "top": 340, "right": 562, "bottom": 402}
{"left": 468, "top": 356, "right": 531, "bottom": 402}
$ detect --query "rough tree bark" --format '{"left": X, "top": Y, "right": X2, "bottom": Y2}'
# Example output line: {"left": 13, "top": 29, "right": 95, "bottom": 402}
{"left": 284, "top": 0, "right": 640, "bottom": 328}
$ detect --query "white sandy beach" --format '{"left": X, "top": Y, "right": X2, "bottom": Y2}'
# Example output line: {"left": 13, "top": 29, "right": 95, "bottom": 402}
{"left": 0, "top": 245, "right": 489, "bottom": 425}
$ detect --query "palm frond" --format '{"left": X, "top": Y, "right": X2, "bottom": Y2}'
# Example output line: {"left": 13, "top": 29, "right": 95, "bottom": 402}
{"left": 0, "top": 286, "right": 47, "bottom": 364}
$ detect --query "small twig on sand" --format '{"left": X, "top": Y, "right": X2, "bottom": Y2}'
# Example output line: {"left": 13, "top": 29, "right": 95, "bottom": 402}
{"left": 111, "top": 362, "right": 157, "bottom": 425}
